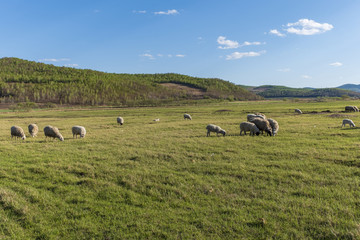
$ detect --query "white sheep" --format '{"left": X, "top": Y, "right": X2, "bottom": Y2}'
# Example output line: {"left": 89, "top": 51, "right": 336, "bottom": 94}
{"left": 11, "top": 126, "right": 26, "bottom": 140}
{"left": 267, "top": 118, "right": 279, "bottom": 136}
{"left": 249, "top": 117, "right": 272, "bottom": 136}
{"left": 72, "top": 126, "right": 86, "bottom": 138}
{"left": 342, "top": 119, "right": 355, "bottom": 128}
{"left": 28, "top": 123, "right": 38, "bottom": 137}
{"left": 153, "top": 118, "right": 160, "bottom": 122}
{"left": 206, "top": 124, "right": 226, "bottom": 137}
{"left": 295, "top": 109, "right": 302, "bottom": 114}
{"left": 44, "top": 125, "right": 64, "bottom": 141}
{"left": 240, "top": 122, "right": 260, "bottom": 136}
{"left": 184, "top": 114, "right": 192, "bottom": 120}
{"left": 117, "top": 117, "right": 124, "bottom": 125}
{"left": 345, "top": 106, "right": 359, "bottom": 112}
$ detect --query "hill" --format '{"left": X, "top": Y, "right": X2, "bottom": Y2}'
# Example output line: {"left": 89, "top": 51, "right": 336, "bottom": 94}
{"left": 244, "top": 85, "right": 360, "bottom": 98}
{"left": 337, "top": 84, "right": 360, "bottom": 93}
{"left": 0, "top": 57, "right": 261, "bottom": 106}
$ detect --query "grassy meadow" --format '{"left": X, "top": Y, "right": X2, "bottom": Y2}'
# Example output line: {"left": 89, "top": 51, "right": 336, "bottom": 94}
{"left": 1, "top": 99, "right": 360, "bottom": 239}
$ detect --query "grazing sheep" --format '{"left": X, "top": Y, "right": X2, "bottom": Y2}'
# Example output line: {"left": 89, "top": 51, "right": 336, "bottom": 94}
{"left": 28, "top": 123, "right": 38, "bottom": 137}
{"left": 247, "top": 113, "right": 266, "bottom": 122}
{"left": 342, "top": 119, "right": 355, "bottom": 128}
{"left": 153, "top": 118, "right": 160, "bottom": 122}
{"left": 11, "top": 126, "right": 26, "bottom": 140}
{"left": 72, "top": 126, "right": 86, "bottom": 138}
{"left": 295, "top": 109, "right": 302, "bottom": 114}
{"left": 44, "top": 125, "right": 64, "bottom": 141}
{"left": 117, "top": 117, "right": 124, "bottom": 125}
{"left": 268, "top": 118, "right": 279, "bottom": 136}
{"left": 240, "top": 122, "right": 260, "bottom": 136}
{"left": 249, "top": 117, "right": 272, "bottom": 136}
{"left": 206, "top": 124, "right": 226, "bottom": 137}
{"left": 184, "top": 114, "right": 192, "bottom": 120}
{"left": 345, "top": 106, "right": 359, "bottom": 112}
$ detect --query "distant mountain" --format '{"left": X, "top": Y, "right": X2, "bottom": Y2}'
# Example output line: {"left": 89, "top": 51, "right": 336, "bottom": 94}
{"left": 337, "top": 84, "right": 360, "bottom": 93}
{"left": 243, "top": 85, "right": 360, "bottom": 98}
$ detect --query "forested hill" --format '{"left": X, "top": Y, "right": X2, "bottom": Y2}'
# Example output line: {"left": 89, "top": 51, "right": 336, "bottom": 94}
{"left": 0, "top": 57, "right": 261, "bottom": 106}
{"left": 245, "top": 85, "right": 360, "bottom": 98}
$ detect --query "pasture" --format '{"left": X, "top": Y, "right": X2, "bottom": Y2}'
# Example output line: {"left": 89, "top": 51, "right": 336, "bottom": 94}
{"left": 1, "top": 100, "right": 360, "bottom": 239}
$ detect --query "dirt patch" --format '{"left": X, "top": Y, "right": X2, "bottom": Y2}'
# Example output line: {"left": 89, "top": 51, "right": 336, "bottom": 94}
{"left": 160, "top": 83, "right": 205, "bottom": 97}
{"left": 214, "top": 109, "right": 233, "bottom": 113}
{"left": 327, "top": 114, "right": 352, "bottom": 118}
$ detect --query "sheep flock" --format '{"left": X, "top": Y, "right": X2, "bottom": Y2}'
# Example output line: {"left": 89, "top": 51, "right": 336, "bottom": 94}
{"left": 10, "top": 104, "right": 360, "bottom": 141}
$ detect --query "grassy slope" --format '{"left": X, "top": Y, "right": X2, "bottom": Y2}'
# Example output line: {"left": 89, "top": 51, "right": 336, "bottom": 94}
{"left": 0, "top": 57, "right": 261, "bottom": 105}
{"left": 1, "top": 100, "right": 360, "bottom": 239}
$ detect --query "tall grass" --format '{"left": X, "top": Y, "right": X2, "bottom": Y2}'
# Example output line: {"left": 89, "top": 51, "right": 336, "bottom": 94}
{"left": 0, "top": 100, "right": 360, "bottom": 239}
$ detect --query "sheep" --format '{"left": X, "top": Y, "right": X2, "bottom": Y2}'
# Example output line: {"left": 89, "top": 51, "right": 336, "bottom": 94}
{"left": 268, "top": 118, "right": 279, "bottom": 136}
{"left": 295, "top": 109, "right": 302, "bottom": 114}
{"left": 345, "top": 106, "right": 359, "bottom": 112}
{"left": 72, "top": 126, "right": 86, "bottom": 138}
{"left": 28, "top": 123, "right": 38, "bottom": 137}
{"left": 11, "top": 126, "right": 26, "bottom": 140}
{"left": 240, "top": 122, "right": 260, "bottom": 136}
{"left": 342, "top": 119, "right": 355, "bottom": 128}
{"left": 44, "top": 125, "right": 64, "bottom": 141}
{"left": 117, "top": 117, "right": 124, "bottom": 125}
{"left": 249, "top": 117, "right": 272, "bottom": 136}
{"left": 206, "top": 124, "right": 226, "bottom": 137}
{"left": 247, "top": 113, "right": 266, "bottom": 122}
{"left": 184, "top": 114, "right": 192, "bottom": 120}
{"left": 153, "top": 118, "right": 160, "bottom": 122}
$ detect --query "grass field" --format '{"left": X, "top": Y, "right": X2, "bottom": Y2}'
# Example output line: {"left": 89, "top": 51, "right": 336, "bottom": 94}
{"left": 1, "top": 100, "right": 360, "bottom": 239}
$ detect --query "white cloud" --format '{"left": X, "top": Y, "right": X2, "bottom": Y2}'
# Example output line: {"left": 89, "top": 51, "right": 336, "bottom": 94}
{"left": 269, "top": 29, "right": 286, "bottom": 37}
{"left": 302, "top": 75, "right": 312, "bottom": 79}
{"left": 140, "top": 53, "right": 155, "bottom": 60}
{"left": 39, "top": 58, "right": 70, "bottom": 62}
{"left": 330, "top": 62, "right": 343, "bottom": 67}
{"left": 217, "top": 36, "right": 239, "bottom": 49}
{"left": 133, "top": 10, "right": 146, "bottom": 14}
{"left": 154, "top": 9, "right": 179, "bottom": 15}
{"left": 65, "top": 64, "right": 79, "bottom": 67}
{"left": 140, "top": 53, "right": 185, "bottom": 59}
{"left": 240, "top": 41, "right": 263, "bottom": 47}
{"left": 286, "top": 19, "right": 333, "bottom": 35}
{"left": 226, "top": 51, "right": 266, "bottom": 60}
{"left": 277, "top": 68, "right": 291, "bottom": 72}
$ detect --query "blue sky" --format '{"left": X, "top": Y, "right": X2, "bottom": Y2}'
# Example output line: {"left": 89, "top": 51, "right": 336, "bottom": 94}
{"left": 1, "top": 0, "right": 360, "bottom": 88}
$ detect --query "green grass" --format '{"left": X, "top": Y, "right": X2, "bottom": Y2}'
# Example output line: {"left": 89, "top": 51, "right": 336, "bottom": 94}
{"left": 1, "top": 100, "right": 360, "bottom": 239}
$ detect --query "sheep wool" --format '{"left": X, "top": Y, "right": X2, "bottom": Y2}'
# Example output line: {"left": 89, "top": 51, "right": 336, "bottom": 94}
{"left": 267, "top": 118, "right": 279, "bottom": 136}
{"left": 206, "top": 124, "right": 226, "bottom": 137}
{"left": 117, "top": 117, "right": 124, "bottom": 125}
{"left": 184, "top": 114, "right": 192, "bottom": 120}
{"left": 240, "top": 122, "right": 260, "bottom": 136}
{"left": 249, "top": 117, "right": 272, "bottom": 136}
{"left": 28, "top": 123, "right": 39, "bottom": 137}
{"left": 247, "top": 113, "right": 266, "bottom": 122}
{"left": 72, "top": 126, "right": 86, "bottom": 138}
{"left": 11, "top": 126, "right": 26, "bottom": 140}
{"left": 44, "top": 125, "right": 64, "bottom": 141}
{"left": 342, "top": 119, "right": 355, "bottom": 128}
